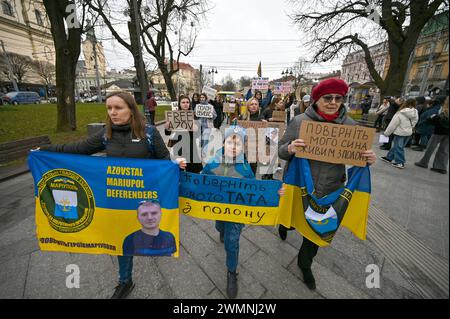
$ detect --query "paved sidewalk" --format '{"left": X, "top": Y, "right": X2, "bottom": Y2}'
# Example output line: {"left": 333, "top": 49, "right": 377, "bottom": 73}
{"left": 0, "top": 127, "right": 448, "bottom": 299}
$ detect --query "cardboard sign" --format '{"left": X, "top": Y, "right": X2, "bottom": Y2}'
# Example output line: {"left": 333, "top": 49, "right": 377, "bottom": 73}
{"left": 223, "top": 103, "right": 236, "bottom": 113}
{"left": 268, "top": 122, "right": 286, "bottom": 136}
{"left": 252, "top": 77, "right": 269, "bottom": 90}
{"left": 296, "top": 121, "right": 375, "bottom": 167}
{"left": 202, "top": 86, "right": 217, "bottom": 101}
{"left": 165, "top": 111, "right": 195, "bottom": 131}
{"left": 195, "top": 104, "right": 214, "bottom": 119}
{"left": 271, "top": 111, "right": 285, "bottom": 122}
{"left": 171, "top": 101, "right": 179, "bottom": 111}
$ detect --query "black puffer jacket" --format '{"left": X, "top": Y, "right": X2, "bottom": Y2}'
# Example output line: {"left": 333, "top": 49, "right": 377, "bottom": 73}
{"left": 279, "top": 105, "right": 357, "bottom": 198}
{"left": 41, "top": 124, "right": 170, "bottom": 160}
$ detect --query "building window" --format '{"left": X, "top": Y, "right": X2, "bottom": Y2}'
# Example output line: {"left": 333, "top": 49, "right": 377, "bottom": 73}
{"left": 1, "top": 0, "right": 14, "bottom": 16}
{"left": 443, "top": 41, "right": 449, "bottom": 52}
{"left": 433, "top": 64, "right": 443, "bottom": 79}
{"left": 35, "top": 10, "right": 43, "bottom": 26}
{"left": 423, "top": 45, "right": 432, "bottom": 55}
{"left": 416, "top": 66, "right": 426, "bottom": 80}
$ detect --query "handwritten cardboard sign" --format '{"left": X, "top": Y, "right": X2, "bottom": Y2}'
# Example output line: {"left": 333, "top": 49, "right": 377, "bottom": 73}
{"left": 195, "top": 104, "right": 214, "bottom": 119}
{"left": 223, "top": 103, "right": 236, "bottom": 113}
{"left": 165, "top": 111, "right": 195, "bottom": 131}
{"left": 296, "top": 121, "right": 375, "bottom": 167}
{"left": 252, "top": 77, "right": 269, "bottom": 90}
{"left": 237, "top": 121, "right": 268, "bottom": 129}
{"left": 271, "top": 111, "right": 285, "bottom": 122}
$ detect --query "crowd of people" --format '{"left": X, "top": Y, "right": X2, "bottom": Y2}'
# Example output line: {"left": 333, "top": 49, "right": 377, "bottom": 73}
{"left": 38, "top": 77, "right": 447, "bottom": 300}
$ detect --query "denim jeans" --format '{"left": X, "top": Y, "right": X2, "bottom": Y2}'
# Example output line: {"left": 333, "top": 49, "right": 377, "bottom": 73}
{"left": 215, "top": 221, "right": 244, "bottom": 272}
{"left": 118, "top": 255, "right": 133, "bottom": 283}
{"left": 386, "top": 135, "right": 411, "bottom": 164}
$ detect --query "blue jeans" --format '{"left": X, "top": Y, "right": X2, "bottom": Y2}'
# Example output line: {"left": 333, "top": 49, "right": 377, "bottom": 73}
{"left": 215, "top": 221, "right": 244, "bottom": 272}
{"left": 386, "top": 135, "right": 411, "bottom": 164}
{"left": 118, "top": 256, "right": 133, "bottom": 283}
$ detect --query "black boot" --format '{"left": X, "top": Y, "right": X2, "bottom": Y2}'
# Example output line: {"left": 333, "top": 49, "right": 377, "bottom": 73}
{"left": 278, "top": 225, "right": 287, "bottom": 241}
{"left": 226, "top": 271, "right": 238, "bottom": 299}
{"left": 300, "top": 268, "right": 316, "bottom": 290}
{"left": 111, "top": 281, "right": 135, "bottom": 299}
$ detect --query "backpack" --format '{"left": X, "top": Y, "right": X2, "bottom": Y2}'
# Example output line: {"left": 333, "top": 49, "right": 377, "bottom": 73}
{"left": 102, "top": 125, "right": 156, "bottom": 158}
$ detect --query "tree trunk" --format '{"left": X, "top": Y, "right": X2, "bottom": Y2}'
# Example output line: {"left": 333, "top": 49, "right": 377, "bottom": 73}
{"left": 159, "top": 63, "right": 177, "bottom": 101}
{"left": 44, "top": 0, "right": 81, "bottom": 132}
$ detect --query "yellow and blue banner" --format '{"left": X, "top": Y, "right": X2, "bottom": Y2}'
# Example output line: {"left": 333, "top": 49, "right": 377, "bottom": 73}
{"left": 28, "top": 151, "right": 180, "bottom": 257}
{"left": 277, "top": 158, "right": 371, "bottom": 247}
{"left": 179, "top": 172, "right": 282, "bottom": 225}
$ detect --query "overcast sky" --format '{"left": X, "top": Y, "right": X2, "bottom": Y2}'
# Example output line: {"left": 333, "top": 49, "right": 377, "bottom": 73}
{"left": 99, "top": 0, "right": 343, "bottom": 83}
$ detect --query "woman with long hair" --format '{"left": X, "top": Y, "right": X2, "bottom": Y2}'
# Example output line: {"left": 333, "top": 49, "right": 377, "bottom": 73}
{"left": 39, "top": 91, "right": 186, "bottom": 298}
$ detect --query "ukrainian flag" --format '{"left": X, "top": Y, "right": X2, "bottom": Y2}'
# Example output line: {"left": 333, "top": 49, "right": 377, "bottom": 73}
{"left": 277, "top": 158, "right": 371, "bottom": 247}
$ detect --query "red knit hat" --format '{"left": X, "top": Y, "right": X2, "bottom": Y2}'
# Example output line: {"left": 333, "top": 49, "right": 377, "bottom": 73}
{"left": 311, "top": 78, "right": 349, "bottom": 102}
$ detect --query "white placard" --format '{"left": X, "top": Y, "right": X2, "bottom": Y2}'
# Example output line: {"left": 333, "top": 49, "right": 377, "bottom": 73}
{"left": 202, "top": 86, "right": 217, "bottom": 101}
{"left": 195, "top": 104, "right": 214, "bottom": 119}
{"left": 252, "top": 77, "right": 269, "bottom": 90}
{"left": 379, "top": 134, "right": 389, "bottom": 144}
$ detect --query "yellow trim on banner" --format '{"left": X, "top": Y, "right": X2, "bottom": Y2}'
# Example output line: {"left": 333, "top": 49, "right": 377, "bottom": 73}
{"left": 179, "top": 197, "right": 279, "bottom": 225}
{"left": 35, "top": 198, "right": 180, "bottom": 257}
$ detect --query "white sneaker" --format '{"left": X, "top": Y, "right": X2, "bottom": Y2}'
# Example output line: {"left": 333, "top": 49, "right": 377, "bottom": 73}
{"left": 392, "top": 163, "right": 405, "bottom": 169}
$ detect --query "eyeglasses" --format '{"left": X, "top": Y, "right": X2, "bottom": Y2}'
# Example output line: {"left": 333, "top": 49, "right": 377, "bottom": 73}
{"left": 322, "top": 95, "right": 343, "bottom": 103}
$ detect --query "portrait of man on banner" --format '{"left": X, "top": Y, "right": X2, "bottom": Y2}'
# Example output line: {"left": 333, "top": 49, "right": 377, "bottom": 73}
{"left": 123, "top": 200, "right": 177, "bottom": 256}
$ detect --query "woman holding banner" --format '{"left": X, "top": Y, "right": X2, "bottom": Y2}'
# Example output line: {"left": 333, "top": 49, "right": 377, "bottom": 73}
{"left": 278, "top": 78, "right": 376, "bottom": 290}
{"left": 165, "top": 95, "right": 203, "bottom": 173}
{"left": 39, "top": 91, "right": 187, "bottom": 299}
{"left": 196, "top": 93, "right": 218, "bottom": 155}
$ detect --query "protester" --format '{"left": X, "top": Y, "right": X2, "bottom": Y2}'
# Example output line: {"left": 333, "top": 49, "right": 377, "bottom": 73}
{"left": 191, "top": 93, "right": 200, "bottom": 110}
{"left": 144, "top": 90, "right": 157, "bottom": 125}
{"left": 201, "top": 125, "right": 283, "bottom": 298}
{"left": 409, "top": 96, "right": 427, "bottom": 147}
{"left": 196, "top": 93, "right": 217, "bottom": 154}
{"left": 240, "top": 97, "right": 263, "bottom": 175}
{"left": 380, "top": 98, "right": 419, "bottom": 169}
{"left": 360, "top": 95, "right": 372, "bottom": 121}
{"left": 165, "top": 95, "right": 203, "bottom": 173}
{"left": 212, "top": 95, "right": 224, "bottom": 129}
{"left": 38, "top": 91, "right": 186, "bottom": 299}
{"left": 412, "top": 95, "right": 446, "bottom": 152}
{"left": 261, "top": 97, "right": 284, "bottom": 122}
{"left": 277, "top": 78, "right": 376, "bottom": 290}
{"left": 415, "top": 96, "right": 449, "bottom": 174}
{"left": 285, "top": 93, "right": 295, "bottom": 124}
{"left": 374, "top": 97, "right": 390, "bottom": 132}
{"left": 380, "top": 97, "right": 402, "bottom": 150}
{"left": 292, "top": 94, "right": 311, "bottom": 117}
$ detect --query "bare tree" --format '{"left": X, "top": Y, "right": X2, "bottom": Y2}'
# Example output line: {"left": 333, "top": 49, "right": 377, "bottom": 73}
{"left": 33, "top": 60, "right": 55, "bottom": 99}
{"left": 43, "top": 0, "right": 96, "bottom": 131}
{"left": 0, "top": 52, "right": 34, "bottom": 85}
{"left": 238, "top": 76, "right": 252, "bottom": 90}
{"left": 290, "top": 0, "right": 448, "bottom": 97}
{"left": 139, "top": 0, "right": 208, "bottom": 100}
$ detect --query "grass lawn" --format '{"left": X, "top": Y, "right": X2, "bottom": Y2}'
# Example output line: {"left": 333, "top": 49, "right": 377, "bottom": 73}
{"left": 0, "top": 103, "right": 170, "bottom": 145}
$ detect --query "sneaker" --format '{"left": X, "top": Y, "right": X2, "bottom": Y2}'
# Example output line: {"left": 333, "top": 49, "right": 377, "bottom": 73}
{"left": 278, "top": 225, "right": 287, "bottom": 241}
{"left": 219, "top": 231, "right": 224, "bottom": 243}
{"left": 111, "top": 281, "right": 135, "bottom": 299}
{"left": 380, "top": 156, "right": 391, "bottom": 163}
{"left": 392, "top": 163, "right": 405, "bottom": 169}
{"left": 300, "top": 268, "right": 316, "bottom": 290}
{"left": 414, "top": 162, "right": 427, "bottom": 168}
{"left": 226, "top": 271, "right": 238, "bottom": 299}
{"left": 430, "top": 168, "right": 447, "bottom": 174}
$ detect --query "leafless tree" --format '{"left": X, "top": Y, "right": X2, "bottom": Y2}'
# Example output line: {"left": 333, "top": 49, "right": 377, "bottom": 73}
{"left": 139, "top": 0, "right": 208, "bottom": 100}
{"left": 33, "top": 60, "right": 55, "bottom": 99}
{"left": 0, "top": 52, "right": 34, "bottom": 85}
{"left": 290, "top": 0, "right": 448, "bottom": 97}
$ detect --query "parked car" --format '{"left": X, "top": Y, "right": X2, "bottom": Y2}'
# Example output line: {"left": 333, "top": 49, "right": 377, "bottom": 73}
{"left": 2, "top": 91, "right": 41, "bottom": 105}
{"left": 85, "top": 95, "right": 106, "bottom": 103}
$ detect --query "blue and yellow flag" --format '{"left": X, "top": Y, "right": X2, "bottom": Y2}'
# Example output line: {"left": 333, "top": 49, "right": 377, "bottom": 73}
{"left": 28, "top": 151, "right": 180, "bottom": 257}
{"left": 179, "top": 172, "right": 282, "bottom": 225}
{"left": 277, "top": 158, "right": 371, "bottom": 247}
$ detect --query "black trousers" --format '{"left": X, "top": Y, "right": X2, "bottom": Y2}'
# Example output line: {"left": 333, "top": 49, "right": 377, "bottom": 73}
{"left": 279, "top": 225, "right": 319, "bottom": 269}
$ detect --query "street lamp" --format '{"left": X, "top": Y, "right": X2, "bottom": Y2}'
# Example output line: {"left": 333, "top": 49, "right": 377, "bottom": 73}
{"left": 208, "top": 67, "right": 218, "bottom": 86}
